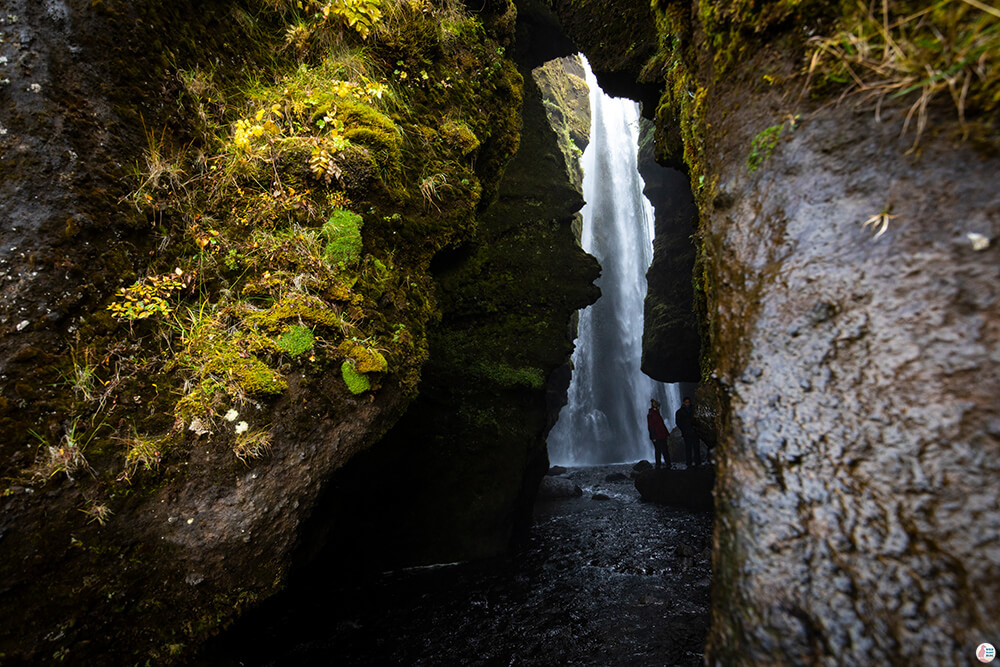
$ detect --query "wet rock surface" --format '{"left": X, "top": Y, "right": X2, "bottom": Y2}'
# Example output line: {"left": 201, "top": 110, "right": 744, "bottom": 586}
{"left": 538, "top": 474, "right": 584, "bottom": 498}
{"left": 703, "top": 95, "right": 1000, "bottom": 663}
{"left": 201, "top": 464, "right": 713, "bottom": 666}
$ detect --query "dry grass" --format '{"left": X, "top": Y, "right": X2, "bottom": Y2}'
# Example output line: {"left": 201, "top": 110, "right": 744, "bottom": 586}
{"left": 233, "top": 427, "right": 273, "bottom": 464}
{"left": 30, "top": 418, "right": 100, "bottom": 482}
{"left": 807, "top": 0, "right": 1000, "bottom": 146}
{"left": 80, "top": 501, "right": 114, "bottom": 526}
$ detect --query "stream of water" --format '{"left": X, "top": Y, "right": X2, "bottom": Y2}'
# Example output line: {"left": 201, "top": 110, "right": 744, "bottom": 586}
{"left": 547, "top": 60, "right": 679, "bottom": 467}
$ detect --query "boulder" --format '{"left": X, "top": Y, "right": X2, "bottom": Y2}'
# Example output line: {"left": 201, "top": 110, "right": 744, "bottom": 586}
{"left": 548, "top": 465, "right": 569, "bottom": 476}
{"left": 537, "top": 476, "right": 583, "bottom": 499}
{"left": 632, "top": 460, "right": 653, "bottom": 472}
{"left": 634, "top": 467, "right": 714, "bottom": 512}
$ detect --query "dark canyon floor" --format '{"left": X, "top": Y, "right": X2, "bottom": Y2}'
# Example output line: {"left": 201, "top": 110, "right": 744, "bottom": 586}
{"left": 200, "top": 463, "right": 713, "bottom": 666}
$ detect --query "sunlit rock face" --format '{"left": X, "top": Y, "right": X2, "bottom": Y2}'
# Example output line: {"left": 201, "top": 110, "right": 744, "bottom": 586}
{"left": 703, "top": 98, "right": 1000, "bottom": 663}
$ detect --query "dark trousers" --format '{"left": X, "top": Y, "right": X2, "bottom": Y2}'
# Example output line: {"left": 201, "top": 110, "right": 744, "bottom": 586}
{"left": 653, "top": 439, "right": 669, "bottom": 468}
{"left": 683, "top": 432, "right": 701, "bottom": 466}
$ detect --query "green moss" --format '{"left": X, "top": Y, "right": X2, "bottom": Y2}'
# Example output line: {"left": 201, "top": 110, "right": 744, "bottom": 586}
{"left": 475, "top": 363, "right": 545, "bottom": 390}
{"left": 341, "top": 361, "right": 371, "bottom": 394}
{"left": 339, "top": 340, "right": 388, "bottom": 373}
{"left": 247, "top": 294, "right": 344, "bottom": 333}
{"left": 746, "top": 123, "right": 784, "bottom": 172}
{"left": 322, "top": 209, "right": 364, "bottom": 268}
{"left": 440, "top": 120, "right": 481, "bottom": 156}
{"left": 275, "top": 325, "right": 314, "bottom": 357}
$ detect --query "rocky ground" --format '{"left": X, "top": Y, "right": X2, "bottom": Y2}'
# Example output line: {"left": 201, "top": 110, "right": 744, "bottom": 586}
{"left": 200, "top": 463, "right": 713, "bottom": 666}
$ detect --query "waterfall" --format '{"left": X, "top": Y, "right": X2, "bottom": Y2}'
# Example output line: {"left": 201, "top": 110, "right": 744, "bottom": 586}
{"left": 547, "top": 58, "right": 680, "bottom": 466}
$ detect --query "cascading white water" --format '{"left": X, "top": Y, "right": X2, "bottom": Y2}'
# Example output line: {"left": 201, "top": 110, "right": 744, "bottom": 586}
{"left": 547, "top": 58, "right": 680, "bottom": 466}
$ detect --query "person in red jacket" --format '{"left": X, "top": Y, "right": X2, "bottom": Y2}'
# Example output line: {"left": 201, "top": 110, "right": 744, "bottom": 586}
{"left": 646, "top": 399, "right": 670, "bottom": 469}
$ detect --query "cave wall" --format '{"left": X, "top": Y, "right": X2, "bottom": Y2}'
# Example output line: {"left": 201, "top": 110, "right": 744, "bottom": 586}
{"left": 704, "top": 91, "right": 1000, "bottom": 666}
{"left": 547, "top": 0, "right": 1000, "bottom": 663}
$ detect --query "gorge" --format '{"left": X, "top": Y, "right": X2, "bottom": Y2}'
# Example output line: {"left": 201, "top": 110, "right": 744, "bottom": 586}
{"left": 1, "top": 0, "right": 998, "bottom": 665}
{"left": 547, "top": 57, "right": 680, "bottom": 467}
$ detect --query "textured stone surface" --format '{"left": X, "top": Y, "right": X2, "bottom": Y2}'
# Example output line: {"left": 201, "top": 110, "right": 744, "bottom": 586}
{"left": 703, "top": 98, "right": 1000, "bottom": 664}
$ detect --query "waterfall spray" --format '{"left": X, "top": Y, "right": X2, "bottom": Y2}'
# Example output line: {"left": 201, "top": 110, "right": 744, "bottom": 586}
{"left": 547, "top": 57, "right": 680, "bottom": 466}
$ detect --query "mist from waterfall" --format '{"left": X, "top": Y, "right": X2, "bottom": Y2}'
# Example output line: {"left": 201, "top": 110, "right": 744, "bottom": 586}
{"left": 547, "top": 58, "right": 680, "bottom": 466}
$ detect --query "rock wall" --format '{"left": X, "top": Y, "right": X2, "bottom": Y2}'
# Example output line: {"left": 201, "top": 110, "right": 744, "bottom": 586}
{"left": 294, "top": 57, "right": 599, "bottom": 574}
{"left": 548, "top": 0, "right": 1000, "bottom": 663}
{"left": 704, "top": 94, "right": 1000, "bottom": 666}
{"left": 637, "top": 122, "right": 700, "bottom": 383}
{"left": 0, "top": 0, "right": 589, "bottom": 661}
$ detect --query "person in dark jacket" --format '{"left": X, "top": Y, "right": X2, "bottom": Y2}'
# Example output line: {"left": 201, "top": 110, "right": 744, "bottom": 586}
{"left": 646, "top": 399, "right": 670, "bottom": 469}
{"left": 675, "top": 396, "right": 701, "bottom": 467}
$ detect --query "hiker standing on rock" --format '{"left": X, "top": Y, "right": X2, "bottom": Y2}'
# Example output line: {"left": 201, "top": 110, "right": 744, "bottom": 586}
{"left": 646, "top": 399, "right": 670, "bottom": 469}
{"left": 675, "top": 397, "right": 701, "bottom": 468}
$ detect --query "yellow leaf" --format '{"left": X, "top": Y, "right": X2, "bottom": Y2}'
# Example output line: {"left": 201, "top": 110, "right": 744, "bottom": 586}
{"left": 255, "top": 108, "right": 266, "bottom": 121}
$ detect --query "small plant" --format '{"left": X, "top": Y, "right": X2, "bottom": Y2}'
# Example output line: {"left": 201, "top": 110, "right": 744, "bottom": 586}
{"left": 233, "top": 427, "right": 272, "bottom": 464}
{"left": 309, "top": 141, "right": 346, "bottom": 183}
{"left": 419, "top": 173, "right": 450, "bottom": 210}
{"left": 107, "top": 269, "right": 190, "bottom": 321}
{"left": 122, "top": 432, "right": 163, "bottom": 480}
{"left": 276, "top": 325, "right": 315, "bottom": 357}
{"left": 30, "top": 418, "right": 100, "bottom": 482}
{"left": 61, "top": 348, "right": 98, "bottom": 403}
{"left": 128, "top": 126, "right": 188, "bottom": 211}
{"left": 323, "top": 0, "right": 384, "bottom": 39}
{"left": 80, "top": 501, "right": 113, "bottom": 526}
{"left": 341, "top": 360, "right": 370, "bottom": 393}
{"left": 747, "top": 115, "right": 799, "bottom": 172}
{"left": 862, "top": 206, "right": 899, "bottom": 239}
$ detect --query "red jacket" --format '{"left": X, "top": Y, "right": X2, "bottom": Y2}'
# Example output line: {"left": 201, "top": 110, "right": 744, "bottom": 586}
{"left": 647, "top": 408, "right": 669, "bottom": 441}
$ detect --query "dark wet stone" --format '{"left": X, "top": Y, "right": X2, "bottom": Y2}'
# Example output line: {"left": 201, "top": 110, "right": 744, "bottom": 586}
{"left": 203, "top": 464, "right": 713, "bottom": 666}
{"left": 634, "top": 467, "right": 714, "bottom": 512}
{"left": 633, "top": 460, "right": 653, "bottom": 472}
{"left": 547, "top": 465, "right": 569, "bottom": 476}
{"left": 537, "top": 476, "right": 583, "bottom": 499}
{"left": 604, "top": 472, "right": 629, "bottom": 482}
{"left": 591, "top": 492, "right": 611, "bottom": 501}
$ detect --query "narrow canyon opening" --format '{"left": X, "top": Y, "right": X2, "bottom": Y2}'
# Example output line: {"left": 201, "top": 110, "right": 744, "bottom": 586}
{"left": 547, "top": 56, "right": 682, "bottom": 466}
{"left": 198, "top": 56, "right": 714, "bottom": 667}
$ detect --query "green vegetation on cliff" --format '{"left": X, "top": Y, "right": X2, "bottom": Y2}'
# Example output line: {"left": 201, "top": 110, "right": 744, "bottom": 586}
{"left": 51, "top": 0, "right": 523, "bottom": 472}
{"left": 1, "top": 0, "right": 524, "bottom": 661}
